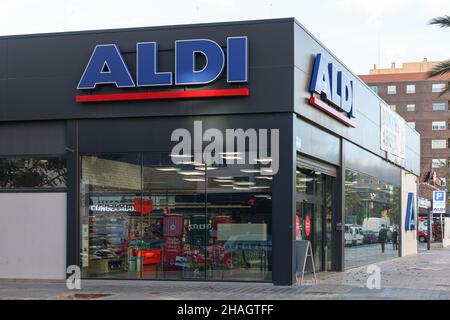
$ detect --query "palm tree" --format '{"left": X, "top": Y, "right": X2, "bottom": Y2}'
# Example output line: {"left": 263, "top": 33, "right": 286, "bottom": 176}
{"left": 427, "top": 15, "right": 450, "bottom": 87}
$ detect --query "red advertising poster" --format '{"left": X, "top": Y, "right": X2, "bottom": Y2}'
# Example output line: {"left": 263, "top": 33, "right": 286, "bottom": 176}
{"left": 305, "top": 215, "right": 311, "bottom": 237}
{"left": 134, "top": 197, "right": 153, "bottom": 215}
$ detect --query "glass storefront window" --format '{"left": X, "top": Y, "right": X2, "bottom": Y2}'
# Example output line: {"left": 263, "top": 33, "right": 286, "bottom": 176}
{"left": 344, "top": 169, "right": 400, "bottom": 268}
{"left": 206, "top": 164, "right": 272, "bottom": 281}
{"left": 80, "top": 152, "right": 272, "bottom": 281}
{"left": 0, "top": 157, "right": 66, "bottom": 189}
{"left": 80, "top": 153, "right": 142, "bottom": 278}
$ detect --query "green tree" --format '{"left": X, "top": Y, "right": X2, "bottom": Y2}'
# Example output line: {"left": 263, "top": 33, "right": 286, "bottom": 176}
{"left": 427, "top": 15, "right": 450, "bottom": 93}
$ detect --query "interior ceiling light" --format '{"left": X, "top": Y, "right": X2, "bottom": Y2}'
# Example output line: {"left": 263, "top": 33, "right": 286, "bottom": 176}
{"left": 232, "top": 186, "right": 251, "bottom": 191}
{"left": 183, "top": 178, "right": 205, "bottom": 182}
{"left": 240, "top": 169, "right": 260, "bottom": 173}
{"left": 177, "top": 170, "right": 205, "bottom": 176}
{"left": 234, "top": 181, "right": 256, "bottom": 186}
{"left": 195, "top": 166, "right": 218, "bottom": 171}
{"left": 254, "top": 158, "right": 272, "bottom": 163}
{"left": 155, "top": 167, "right": 180, "bottom": 172}
{"left": 255, "top": 176, "right": 272, "bottom": 180}
{"left": 170, "top": 154, "right": 193, "bottom": 158}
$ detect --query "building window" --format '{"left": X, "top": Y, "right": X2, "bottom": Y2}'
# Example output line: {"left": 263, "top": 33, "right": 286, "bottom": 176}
{"left": 387, "top": 85, "right": 397, "bottom": 94}
{"left": 433, "top": 103, "right": 447, "bottom": 111}
{"left": 370, "top": 86, "right": 378, "bottom": 94}
{"left": 406, "top": 85, "right": 416, "bottom": 94}
{"left": 407, "top": 122, "right": 415, "bottom": 129}
{"left": 432, "top": 83, "right": 446, "bottom": 93}
{"left": 389, "top": 105, "right": 396, "bottom": 111}
{"left": 432, "top": 121, "right": 446, "bottom": 130}
{"left": 344, "top": 169, "right": 400, "bottom": 269}
{"left": 0, "top": 157, "right": 66, "bottom": 189}
{"left": 432, "top": 159, "right": 447, "bottom": 168}
{"left": 406, "top": 104, "right": 415, "bottom": 112}
{"left": 432, "top": 139, "right": 446, "bottom": 149}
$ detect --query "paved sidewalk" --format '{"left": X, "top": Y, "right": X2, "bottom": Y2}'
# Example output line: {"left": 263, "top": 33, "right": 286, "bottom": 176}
{"left": 2, "top": 248, "right": 450, "bottom": 300}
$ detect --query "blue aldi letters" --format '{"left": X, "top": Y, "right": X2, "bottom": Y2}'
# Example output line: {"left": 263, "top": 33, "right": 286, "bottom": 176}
{"left": 310, "top": 53, "right": 354, "bottom": 118}
{"left": 77, "top": 37, "right": 248, "bottom": 90}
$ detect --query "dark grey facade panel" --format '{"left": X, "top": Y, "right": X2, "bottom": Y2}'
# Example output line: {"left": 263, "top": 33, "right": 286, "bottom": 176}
{"left": 77, "top": 113, "right": 288, "bottom": 153}
{"left": 3, "top": 67, "right": 293, "bottom": 122}
{"left": 294, "top": 116, "right": 340, "bottom": 166}
{"left": 0, "top": 121, "right": 66, "bottom": 155}
{"left": 344, "top": 140, "right": 401, "bottom": 185}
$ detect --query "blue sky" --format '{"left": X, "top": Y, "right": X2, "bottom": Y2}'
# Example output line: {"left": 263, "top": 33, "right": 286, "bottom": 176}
{"left": 0, "top": 0, "right": 449, "bottom": 74}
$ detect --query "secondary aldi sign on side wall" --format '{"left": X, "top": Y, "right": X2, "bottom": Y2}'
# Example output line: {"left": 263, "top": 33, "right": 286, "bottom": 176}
{"left": 76, "top": 37, "right": 249, "bottom": 102}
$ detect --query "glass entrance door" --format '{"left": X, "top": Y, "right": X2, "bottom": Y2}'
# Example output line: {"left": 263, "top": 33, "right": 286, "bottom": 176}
{"left": 296, "top": 166, "right": 335, "bottom": 272}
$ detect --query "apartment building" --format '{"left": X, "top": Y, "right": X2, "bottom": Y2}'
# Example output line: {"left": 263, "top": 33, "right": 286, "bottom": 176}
{"left": 360, "top": 59, "right": 450, "bottom": 202}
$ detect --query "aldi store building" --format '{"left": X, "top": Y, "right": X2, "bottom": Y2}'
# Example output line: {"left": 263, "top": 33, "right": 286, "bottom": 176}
{"left": 0, "top": 18, "right": 420, "bottom": 285}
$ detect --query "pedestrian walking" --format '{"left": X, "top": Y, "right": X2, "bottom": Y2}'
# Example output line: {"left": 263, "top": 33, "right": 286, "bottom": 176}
{"left": 378, "top": 224, "right": 387, "bottom": 253}
{"left": 392, "top": 226, "right": 398, "bottom": 250}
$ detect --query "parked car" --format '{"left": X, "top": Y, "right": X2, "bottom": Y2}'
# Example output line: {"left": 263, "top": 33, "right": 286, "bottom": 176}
{"left": 418, "top": 227, "right": 438, "bottom": 243}
{"left": 345, "top": 224, "right": 364, "bottom": 246}
{"left": 362, "top": 230, "right": 378, "bottom": 244}
{"left": 418, "top": 231, "right": 427, "bottom": 243}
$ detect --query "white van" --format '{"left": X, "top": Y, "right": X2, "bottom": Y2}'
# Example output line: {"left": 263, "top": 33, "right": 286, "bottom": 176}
{"left": 345, "top": 224, "right": 364, "bottom": 246}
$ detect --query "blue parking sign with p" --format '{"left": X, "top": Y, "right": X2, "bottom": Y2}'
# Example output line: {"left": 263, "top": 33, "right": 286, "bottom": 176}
{"left": 434, "top": 191, "right": 445, "bottom": 202}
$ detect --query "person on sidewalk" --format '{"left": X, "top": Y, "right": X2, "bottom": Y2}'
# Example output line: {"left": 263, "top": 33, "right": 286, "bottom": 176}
{"left": 392, "top": 226, "right": 399, "bottom": 250}
{"left": 378, "top": 224, "right": 388, "bottom": 253}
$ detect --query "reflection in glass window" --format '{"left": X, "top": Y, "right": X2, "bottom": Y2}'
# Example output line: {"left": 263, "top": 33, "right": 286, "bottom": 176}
{"left": 406, "top": 104, "right": 415, "bottom": 112}
{"left": 432, "top": 83, "right": 446, "bottom": 93}
{"left": 345, "top": 169, "right": 400, "bottom": 268}
{"left": 432, "top": 140, "right": 446, "bottom": 149}
{"left": 432, "top": 121, "right": 446, "bottom": 130}
{"left": 406, "top": 84, "right": 415, "bottom": 94}
{"left": 387, "top": 85, "right": 397, "bottom": 94}
{"left": 0, "top": 157, "right": 66, "bottom": 189}
{"left": 432, "top": 103, "right": 447, "bottom": 111}
{"left": 80, "top": 152, "right": 272, "bottom": 282}
{"left": 296, "top": 168, "right": 316, "bottom": 195}
{"left": 432, "top": 159, "right": 447, "bottom": 168}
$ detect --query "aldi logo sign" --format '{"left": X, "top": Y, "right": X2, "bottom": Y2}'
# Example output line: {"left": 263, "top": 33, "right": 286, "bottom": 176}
{"left": 309, "top": 53, "right": 356, "bottom": 128}
{"left": 76, "top": 37, "right": 248, "bottom": 102}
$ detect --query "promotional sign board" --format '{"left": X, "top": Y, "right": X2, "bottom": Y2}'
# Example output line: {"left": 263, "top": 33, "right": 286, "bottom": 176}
{"left": 380, "top": 102, "right": 406, "bottom": 162}
{"left": 295, "top": 240, "right": 317, "bottom": 285}
{"left": 433, "top": 191, "right": 446, "bottom": 214}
